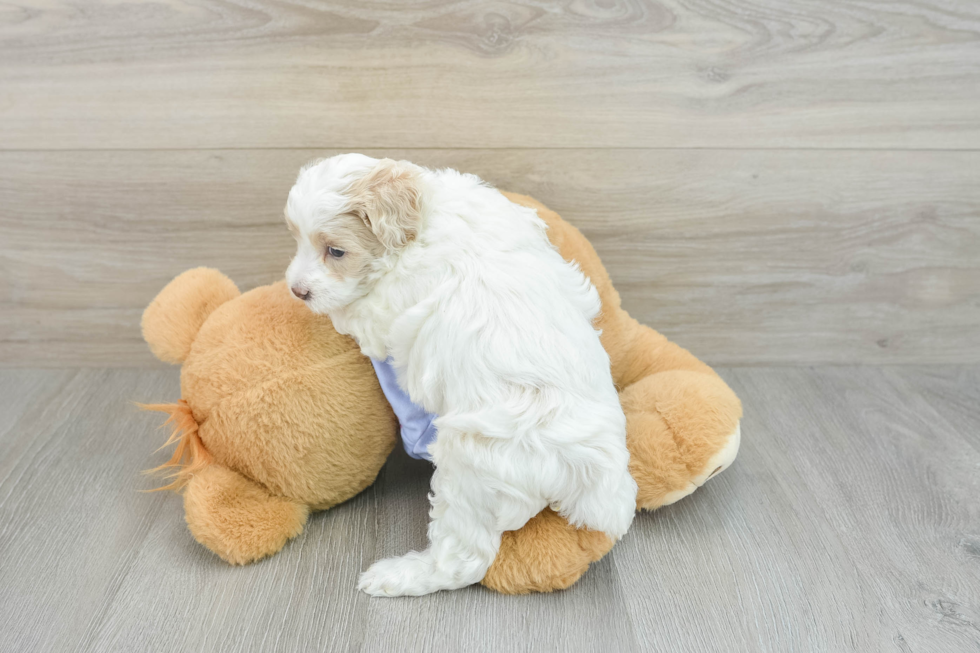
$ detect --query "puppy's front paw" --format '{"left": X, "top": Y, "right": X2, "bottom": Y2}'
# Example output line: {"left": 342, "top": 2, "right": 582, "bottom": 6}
{"left": 358, "top": 552, "right": 435, "bottom": 597}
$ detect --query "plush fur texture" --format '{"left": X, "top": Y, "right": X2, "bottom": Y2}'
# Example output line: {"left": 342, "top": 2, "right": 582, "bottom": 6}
{"left": 142, "top": 267, "right": 240, "bottom": 364}
{"left": 140, "top": 194, "right": 743, "bottom": 594}
{"left": 184, "top": 465, "right": 310, "bottom": 566}
{"left": 284, "top": 155, "right": 637, "bottom": 596}
{"left": 141, "top": 399, "right": 211, "bottom": 492}
{"left": 142, "top": 268, "right": 399, "bottom": 565}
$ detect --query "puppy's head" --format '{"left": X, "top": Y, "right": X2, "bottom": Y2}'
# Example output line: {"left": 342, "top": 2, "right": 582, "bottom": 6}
{"left": 285, "top": 154, "right": 423, "bottom": 314}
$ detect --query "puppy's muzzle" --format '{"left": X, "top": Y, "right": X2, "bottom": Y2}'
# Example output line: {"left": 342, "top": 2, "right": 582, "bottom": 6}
{"left": 291, "top": 285, "right": 311, "bottom": 301}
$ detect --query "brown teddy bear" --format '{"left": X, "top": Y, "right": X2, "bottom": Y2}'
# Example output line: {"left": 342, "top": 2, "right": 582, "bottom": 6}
{"left": 141, "top": 193, "right": 742, "bottom": 594}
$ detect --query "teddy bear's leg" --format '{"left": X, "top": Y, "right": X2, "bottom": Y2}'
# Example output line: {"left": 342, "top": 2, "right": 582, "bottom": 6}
{"left": 481, "top": 508, "right": 614, "bottom": 594}
{"left": 481, "top": 325, "right": 742, "bottom": 594}
{"left": 620, "top": 369, "right": 741, "bottom": 510}
{"left": 481, "top": 371, "right": 741, "bottom": 594}
{"left": 182, "top": 464, "right": 310, "bottom": 565}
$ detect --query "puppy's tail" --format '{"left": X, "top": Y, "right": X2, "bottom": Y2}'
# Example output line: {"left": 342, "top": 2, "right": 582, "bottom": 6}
{"left": 139, "top": 399, "right": 212, "bottom": 492}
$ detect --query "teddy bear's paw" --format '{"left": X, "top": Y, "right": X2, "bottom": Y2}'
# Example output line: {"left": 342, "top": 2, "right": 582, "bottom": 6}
{"left": 358, "top": 551, "right": 440, "bottom": 597}
{"left": 659, "top": 421, "right": 742, "bottom": 507}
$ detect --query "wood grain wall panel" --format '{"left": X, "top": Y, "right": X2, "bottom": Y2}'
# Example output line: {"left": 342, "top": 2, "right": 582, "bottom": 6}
{"left": 2, "top": 148, "right": 977, "bottom": 366}
{"left": 1, "top": 0, "right": 979, "bottom": 150}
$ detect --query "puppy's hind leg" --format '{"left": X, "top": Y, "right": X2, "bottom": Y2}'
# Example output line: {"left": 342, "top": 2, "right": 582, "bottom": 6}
{"left": 560, "top": 464, "right": 638, "bottom": 540}
{"left": 359, "top": 462, "right": 530, "bottom": 597}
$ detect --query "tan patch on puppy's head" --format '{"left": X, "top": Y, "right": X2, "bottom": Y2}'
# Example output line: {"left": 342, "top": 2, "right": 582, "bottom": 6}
{"left": 285, "top": 154, "right": 424, "bottom": 313}
{"left": 308, "top": 214, "right": 385, "bottom": 283}
{"left": 344, "top": 159, "right": 423, "bottom": 251}
{"left": 284, "top": 198, "right": 388, "bottom": 313}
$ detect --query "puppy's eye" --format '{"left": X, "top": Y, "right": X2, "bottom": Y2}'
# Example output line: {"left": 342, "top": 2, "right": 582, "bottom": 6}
{"left": 327, "top": 247, "right": 346, "bottom": 259}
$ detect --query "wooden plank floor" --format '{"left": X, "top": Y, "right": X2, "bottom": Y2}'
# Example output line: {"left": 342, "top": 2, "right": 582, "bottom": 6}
{"left": 1, "top": 366, "right": 978, "bottom": 652}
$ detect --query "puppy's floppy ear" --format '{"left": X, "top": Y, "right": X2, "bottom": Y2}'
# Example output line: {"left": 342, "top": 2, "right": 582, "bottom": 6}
{"left": 346, "top": 159, "right": 422, "bottom": 251}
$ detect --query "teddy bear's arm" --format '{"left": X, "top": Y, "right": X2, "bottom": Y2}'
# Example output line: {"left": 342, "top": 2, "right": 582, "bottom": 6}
{"left": 183, "top": 465, "right": 310, "bottom": 565}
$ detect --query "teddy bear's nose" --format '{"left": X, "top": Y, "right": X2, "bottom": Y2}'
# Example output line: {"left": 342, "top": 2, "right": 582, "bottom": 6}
{"left": 291, "top": 285, "right": 311, "bottom": 301}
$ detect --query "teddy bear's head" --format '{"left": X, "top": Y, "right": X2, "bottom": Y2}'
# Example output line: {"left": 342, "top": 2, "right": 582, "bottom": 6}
{"left": 142, "top": 268, "right": 398, "bottom": 513}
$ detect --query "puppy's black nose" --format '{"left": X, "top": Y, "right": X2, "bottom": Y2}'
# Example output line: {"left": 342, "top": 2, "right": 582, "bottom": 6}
{"left": 291, "top": 285, "right": 311, "bottom": 301}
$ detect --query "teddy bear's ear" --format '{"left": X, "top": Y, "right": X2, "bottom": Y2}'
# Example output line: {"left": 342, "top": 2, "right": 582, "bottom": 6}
{"left": 142, "top": 267, "right": 240, "bottom": 364}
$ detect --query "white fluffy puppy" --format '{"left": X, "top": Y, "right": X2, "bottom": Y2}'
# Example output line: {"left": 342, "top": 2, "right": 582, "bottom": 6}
{"left": 285, "top": 154, "right": 637, "bottom": 596}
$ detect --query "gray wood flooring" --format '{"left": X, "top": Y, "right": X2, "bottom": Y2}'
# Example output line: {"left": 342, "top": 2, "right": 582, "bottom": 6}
{"left": 1, "top": 366, "right": 977, "bottom": 652}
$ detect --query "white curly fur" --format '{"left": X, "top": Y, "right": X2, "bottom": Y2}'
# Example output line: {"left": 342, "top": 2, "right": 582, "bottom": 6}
{"left": 285, "top": 154, "right": 637, "bottom": 596}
